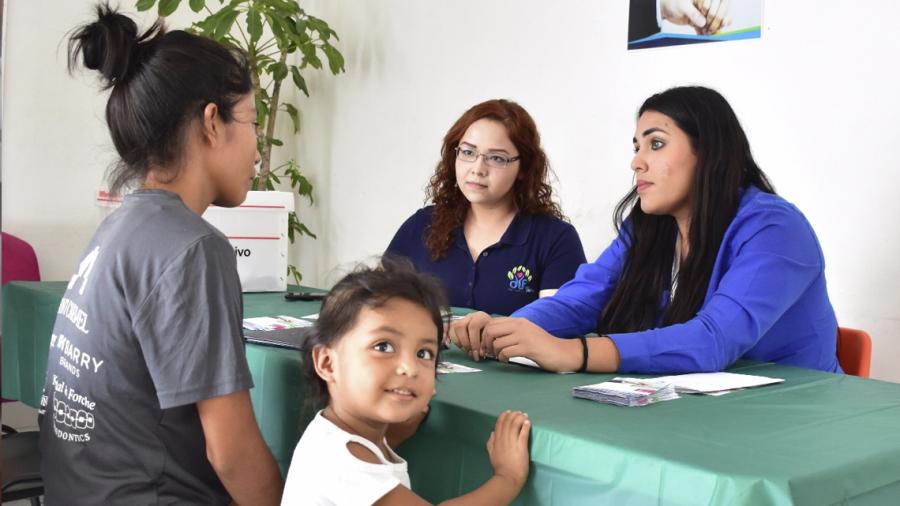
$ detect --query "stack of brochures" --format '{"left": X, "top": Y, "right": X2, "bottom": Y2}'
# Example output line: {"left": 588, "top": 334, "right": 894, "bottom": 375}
{"left": 572, "top": 378, "right": 679, "bottom": 407}
{"left": 242, "top": 315, "right": 312, "bottom": 331}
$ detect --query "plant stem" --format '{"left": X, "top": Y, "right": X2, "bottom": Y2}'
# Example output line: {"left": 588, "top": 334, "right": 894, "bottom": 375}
{"left": 255, "top": 49, "right": 288, "bottom": 191}
{"left": 258, "top": 38, "right": 277, "bottom": 53}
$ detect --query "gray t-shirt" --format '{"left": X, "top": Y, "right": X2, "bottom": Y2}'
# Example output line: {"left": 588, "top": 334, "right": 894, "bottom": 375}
{"left": 38, "top": 189, "right": 253, "bottom": 505}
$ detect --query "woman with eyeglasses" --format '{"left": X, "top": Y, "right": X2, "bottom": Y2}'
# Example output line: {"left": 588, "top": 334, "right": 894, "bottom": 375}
{"left": 386, "top": 99, "right": 586, "bottom": 316}
{"left": 450, "top": 86, "right": 842, "bottom": 375}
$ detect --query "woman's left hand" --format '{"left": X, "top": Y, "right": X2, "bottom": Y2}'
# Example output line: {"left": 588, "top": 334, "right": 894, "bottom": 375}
{"left": 483, "top": 317, "right": 582, "bottom": 373}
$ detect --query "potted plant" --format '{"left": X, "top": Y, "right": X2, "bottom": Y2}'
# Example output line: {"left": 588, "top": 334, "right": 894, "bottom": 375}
{"left": 136, "top": 0, "right": 345, "bottom": 283}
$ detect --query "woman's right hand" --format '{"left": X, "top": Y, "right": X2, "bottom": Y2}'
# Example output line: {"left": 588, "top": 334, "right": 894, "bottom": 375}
{"left": 486, "top": 410, "right": 531, "bottom": 490}
{"left": 448, "top": 311, "right": 493, "bottom": 360}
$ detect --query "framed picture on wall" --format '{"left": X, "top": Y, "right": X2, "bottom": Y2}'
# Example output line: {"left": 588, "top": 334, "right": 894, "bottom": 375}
{"left": 628, "top": 0, "right": 762, "bottom": 50}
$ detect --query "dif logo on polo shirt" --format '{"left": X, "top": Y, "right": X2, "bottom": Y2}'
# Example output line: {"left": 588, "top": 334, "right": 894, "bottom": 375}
{"left": 507, "top": 265, "right": 533, "bottom": 292}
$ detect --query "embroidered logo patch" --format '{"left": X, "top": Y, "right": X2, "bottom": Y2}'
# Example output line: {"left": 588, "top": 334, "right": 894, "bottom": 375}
{"left": 507, "top": 265, "right": 533, "bottom": 292}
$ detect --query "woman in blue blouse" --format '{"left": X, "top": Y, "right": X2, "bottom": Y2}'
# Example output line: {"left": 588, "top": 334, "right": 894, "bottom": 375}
{"left": 386, "top": 99, "right": 585, "bottom": 316}
{"left": 450, "top": 86, "right": 842, "bottom": 374}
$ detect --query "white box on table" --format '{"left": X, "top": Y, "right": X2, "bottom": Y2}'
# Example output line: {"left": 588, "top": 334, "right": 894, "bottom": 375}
{"left": 202, "top": 191, "right": 294, "bottom": 292}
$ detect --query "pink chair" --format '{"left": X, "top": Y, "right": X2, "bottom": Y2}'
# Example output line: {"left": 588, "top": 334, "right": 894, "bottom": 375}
{"left": 2, "top": 232, "right": 42, "bottom": 285}
{"left": 1, "top": 233, "right": 44, "bottom": 503}
{"left": 2, "top": 232, "right": 42, "bottom": 405}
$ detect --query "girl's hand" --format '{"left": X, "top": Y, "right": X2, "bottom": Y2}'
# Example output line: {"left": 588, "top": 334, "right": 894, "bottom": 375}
{"left": 486, "top": 410, "right": 531, "bottom": 490}
{"left": 484, "top": 317, "right": 582, "bottom": 372}
{"left": 448, "top": 311, "right": 492, "bottom": 361}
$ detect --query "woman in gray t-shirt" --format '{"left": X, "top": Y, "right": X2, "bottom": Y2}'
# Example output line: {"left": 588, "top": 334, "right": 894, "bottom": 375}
{"left": 38, "top": 5, "right": 282, "bottom": 505}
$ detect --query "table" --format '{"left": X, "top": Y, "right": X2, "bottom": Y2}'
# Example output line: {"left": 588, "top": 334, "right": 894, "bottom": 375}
{"left": 403, "top": 349, "right": 900, "bottom": 505}
{"left": 1, "top": 281, "right": 318, "bottom": 474}
{"left": 5, "top": 281, "right": 900, "bottom": 504}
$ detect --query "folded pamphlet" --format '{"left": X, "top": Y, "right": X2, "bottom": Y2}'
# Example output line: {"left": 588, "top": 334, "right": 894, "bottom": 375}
{"left": 573, "top": 378, "right": 679, "bottom": 407}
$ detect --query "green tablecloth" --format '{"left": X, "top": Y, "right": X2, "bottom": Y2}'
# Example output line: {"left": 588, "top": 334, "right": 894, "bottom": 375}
{"left": 4, "top": 281, "right": 900, "bottom": 504}
{"left": 402, "top": 349, "right": 900, "bottom": 505}
{"left": 1, "top": 281, "right": 319, "bottom": 474}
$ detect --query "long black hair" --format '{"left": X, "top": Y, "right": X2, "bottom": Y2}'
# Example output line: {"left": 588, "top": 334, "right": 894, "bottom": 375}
{"left": 68, "top": 3, "right": 252, "bottom": 195}
{"left": 303, "top": 256, "right": 448, "bottom": 411}
{"left": 598, "top": 86, "right": 775, "bottom": 334}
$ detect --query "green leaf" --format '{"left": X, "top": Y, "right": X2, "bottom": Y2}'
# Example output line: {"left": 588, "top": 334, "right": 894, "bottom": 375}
{"left": 288, "top": 211, "right": 316, "bottom": 241}
{"left": 269, "top": 0, "right": 300, "bottom": 15}
{"left": 268, "top": 137, "right": 284, "bottom": 147}
{"left": 287, "top": 264, "right": 302, "bottom": 285}
{"left": 290, "top": 19, "right": 311, "bottom": 43}
{"left": 299, "top": 44, "right": 322, "bottom": 70}
{"left": 136, "top": 0, "right": 157, "bottom": 12}
{"left": 295, "top": 222, "right": 317, "bottom": 240}
{"left": 269, "top": 172, "right": 281, "bottom": 184}
{"left": 322, "top": 44, "right": 345, "bottom": 74}
{"left": 270, "top": 61, "right": 288, "bottom": 81}
{"left": 247, "top": 9, "right": 263, "bottom": 43}
{"left": 188, "top": 0, "right": 205, "bottom": 13}
{"left": 194, "top": 13, "right": 218, "bottom": 37}
{"left": 291, "top": 67, "right": 309, "bottom": 97}
{"left": 214, "top": 8, "right": 240, "bottom": 40}
{"left": 295, "top": 175, "right": 313, "bottom": 202}
{"left": 306, "top": 16, "right": 327, "bottom": 34}
{"left": 158, "top": 0, "right": 182, "bottom": 17}
{"left": 256, "top": 54, "right": 276, "bottom": 70}
{"left": 264, "top": 13, "right": 286, "bottom": 43}
{"left": 287, "top": 212, "right": 299, "bottom": 242}
{"left": 282, "top": 103, "right": 300, "bottom": 133}
{"left": 255, "top": 98, "right": 269, "bottom": 128}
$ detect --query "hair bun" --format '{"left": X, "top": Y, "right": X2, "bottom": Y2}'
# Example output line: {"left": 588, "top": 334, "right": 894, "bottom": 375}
{"left": 68, "top": 4, "right": 156, "bottom": 87}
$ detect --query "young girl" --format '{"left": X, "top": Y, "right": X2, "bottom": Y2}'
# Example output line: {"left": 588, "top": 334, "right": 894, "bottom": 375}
{"left": 282, "top": 258, "right": 531, "bottom": 505}
{"left": 38, "top": 5, "right": 281, "bottom": 504}
{"left": 452, "top": 86, "right": 841, "bottom": 375}
{"left": 386, "top": 99, "right": 586, "bottom": 316}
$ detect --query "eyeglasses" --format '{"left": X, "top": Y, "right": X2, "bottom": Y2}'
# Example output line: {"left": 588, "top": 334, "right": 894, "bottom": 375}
{"left": 454, "top": 147, "right": 520, "bottom": 169}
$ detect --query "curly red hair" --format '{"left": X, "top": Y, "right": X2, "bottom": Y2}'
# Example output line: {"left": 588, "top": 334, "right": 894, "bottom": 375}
{"left": 425, "top": 99, "right": 564, "bottom": 261}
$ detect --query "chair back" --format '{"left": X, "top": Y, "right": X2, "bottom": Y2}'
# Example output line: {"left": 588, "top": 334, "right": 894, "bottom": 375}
{"left": 1, "top": 428, "right": 44, "bottom": 503}
{"left": 2, "top": 232, "right": 42, "bottom": 285}
{"left": 837, "top": 326, "right": 872, "bottom": 378}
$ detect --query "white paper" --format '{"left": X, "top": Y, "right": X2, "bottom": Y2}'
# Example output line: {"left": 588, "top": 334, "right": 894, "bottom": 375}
{"left": 437, "top": 362, "right": 481, "bottom": 374}
{"left": 640, "top": 372, "right": 784, "bottom": 393}
{"left": 508, "top": 356, "right": 540, "bottom": 368}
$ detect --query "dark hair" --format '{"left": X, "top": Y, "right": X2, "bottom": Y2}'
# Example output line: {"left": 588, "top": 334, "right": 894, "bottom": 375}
{"left": 598, "top": 86, "right": 776, "bottom": 333}
{"left": 68, "top": 3, "right": 253, "bottom": 195}
{"left": 425, "top": 99, "right": 564, "bottom": 260}
{"left": 303, "top": 256, "right": 448, "bottom": 411}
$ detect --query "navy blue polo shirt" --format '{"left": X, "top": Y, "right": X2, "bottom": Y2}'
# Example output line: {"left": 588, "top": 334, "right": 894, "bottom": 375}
{"left": 386, "top": 206, "right": 586, "bottom": 315}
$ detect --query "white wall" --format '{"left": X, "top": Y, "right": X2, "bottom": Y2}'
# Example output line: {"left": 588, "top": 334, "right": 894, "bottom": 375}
{"left": 4, "top": 1, "right": 899, "bottom": 381}
{"left": 1, "top": 1, "right": 195, "bottom": 279}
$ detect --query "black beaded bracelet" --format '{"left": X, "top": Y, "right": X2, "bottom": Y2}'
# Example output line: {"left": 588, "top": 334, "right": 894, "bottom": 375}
{"left": 577, "top": 335, "right": 588, "bottom": 373}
